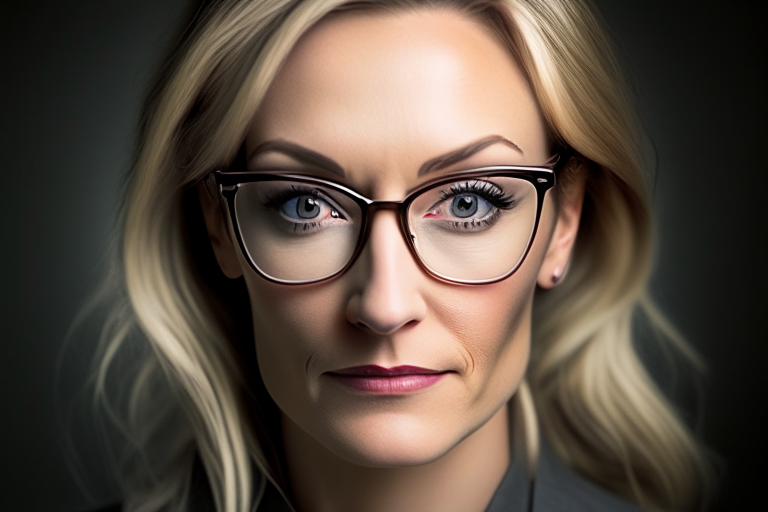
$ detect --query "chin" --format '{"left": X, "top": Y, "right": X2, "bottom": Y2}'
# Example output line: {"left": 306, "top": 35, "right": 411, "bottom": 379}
{"left": 321, "top": 411, "right": 461, "bottom": 468}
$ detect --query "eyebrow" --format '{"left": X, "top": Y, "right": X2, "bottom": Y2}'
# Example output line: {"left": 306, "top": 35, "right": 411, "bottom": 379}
{"left": 248, "top": 140, "right": 347, "bottom": 177}
{"left": 417, "top": 135, "right": 523, "bottom": 176}
{"left": 247, "top": 135, "right": 523, "bottom": 178}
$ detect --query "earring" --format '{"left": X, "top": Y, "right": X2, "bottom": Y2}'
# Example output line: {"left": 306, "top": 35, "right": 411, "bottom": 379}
{"left": 551, "top": 266, "right": 564, "bottom": 285}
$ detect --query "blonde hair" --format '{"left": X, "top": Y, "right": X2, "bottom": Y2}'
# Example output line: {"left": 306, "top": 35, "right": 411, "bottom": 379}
{"left": 90, "top": 1, "right": 712, "bottom": 511}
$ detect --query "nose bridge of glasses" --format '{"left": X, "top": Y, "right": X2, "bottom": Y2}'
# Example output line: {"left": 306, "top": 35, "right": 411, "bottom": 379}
{"left": 367, "top": 200, "right": 403, "bottom": 213}
{"left": 363, "top": 199, "right": 412, "bottom": 245}
{"left": 355, "top": 198, "right": 419, "bottom": 271}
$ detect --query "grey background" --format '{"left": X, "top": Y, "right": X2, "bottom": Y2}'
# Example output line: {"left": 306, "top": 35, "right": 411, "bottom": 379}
{"left": 0, "top": 1, "right": 764, "bottom": 511}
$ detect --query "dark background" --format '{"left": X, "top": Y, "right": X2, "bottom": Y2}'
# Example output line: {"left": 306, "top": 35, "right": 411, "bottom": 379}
{"left": 1, "top": 1, "right": 764, "bottom": 510}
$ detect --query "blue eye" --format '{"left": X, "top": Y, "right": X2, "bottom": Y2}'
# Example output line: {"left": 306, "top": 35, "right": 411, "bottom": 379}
{"left": 419, "top": 180, "right": 517, "bottom": 233}
{"left": 282, "top": 196, "right": 322, "bottom": 219}
{"left": 265, "top": 187, "right": 346, "bottom": 225}
{"left": 436, "top": 180, "right": 514, "bottom": 221}
{"left": 450, "top": 194, "right": 492, "bottom": 219}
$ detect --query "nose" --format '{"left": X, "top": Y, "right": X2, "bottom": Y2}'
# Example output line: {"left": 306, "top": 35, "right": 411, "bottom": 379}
{"left": 345, "top": 209, "right": 428, "bottom": 335}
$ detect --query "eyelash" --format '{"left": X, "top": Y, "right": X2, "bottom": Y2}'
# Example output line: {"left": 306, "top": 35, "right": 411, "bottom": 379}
{"left": 261, "top": 180, "right": 515, "bottom": 233}
{"left": 426, "top": 180, "right": 516, "bottom": 231}
{"left": 263, "top": 184, "right": 322, "bottom": 210}
{"left": 437, "top": 180, "right": 516, "bottom": 210}
{"left": 262, "top": 185, "right": 346, "bottom": 232}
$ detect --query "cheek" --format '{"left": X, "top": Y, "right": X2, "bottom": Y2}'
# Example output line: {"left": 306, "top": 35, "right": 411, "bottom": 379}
{"left": 247, "top": 274, "right": 347, "bottom": 342}
{"left": 431, "top": 277, "right": 534, "bottom": 371}
{"left": 426, "top": 228, "right": 547, "bottom": 397}
{"left": 244, "top": 274, "right": 348, "bottom": 404}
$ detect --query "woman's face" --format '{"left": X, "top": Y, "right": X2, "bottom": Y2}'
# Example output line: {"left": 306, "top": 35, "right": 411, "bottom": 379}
{"left": 207, "top": 8, "right": 578, "bottom": 467}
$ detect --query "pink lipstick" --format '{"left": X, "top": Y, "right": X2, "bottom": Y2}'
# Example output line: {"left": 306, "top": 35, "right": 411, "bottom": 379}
{"left": 327, "top": 365, "right": 447, "bottom": 394}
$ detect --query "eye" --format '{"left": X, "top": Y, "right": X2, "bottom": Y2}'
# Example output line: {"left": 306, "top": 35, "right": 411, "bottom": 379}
{"left": 449, "top": 194, "right": 492, "bottom": 219}
{"left": 284, "top": 196, "right": 320, "bottom": 219}
{"left": 262, "top": 185, "right": 348, "bottom": 227}
{"left": 429, "top": 180, "right": 512, "bottom": 221}
{"left": 278, "top": 194, "right": 342, "bottom": 221}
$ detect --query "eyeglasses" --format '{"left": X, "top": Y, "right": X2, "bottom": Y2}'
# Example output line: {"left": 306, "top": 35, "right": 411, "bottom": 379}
{"left": 213, "top": 163, "right": 558, "bottom": 285}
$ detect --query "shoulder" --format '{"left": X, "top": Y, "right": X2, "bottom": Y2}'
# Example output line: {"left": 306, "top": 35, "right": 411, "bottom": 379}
{"left": 83, "top": 443, "right": 643, "bottom": 512}
{"left": 533, "top": 439, "right": 644, "bottom": 512}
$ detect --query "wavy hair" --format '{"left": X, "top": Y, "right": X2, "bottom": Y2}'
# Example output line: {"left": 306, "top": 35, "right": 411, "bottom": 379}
{"left": 88, "top": 0, "right": 712, "bottom": 511}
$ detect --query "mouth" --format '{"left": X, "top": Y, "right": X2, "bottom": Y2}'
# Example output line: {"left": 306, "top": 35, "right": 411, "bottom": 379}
{"left": 326, "top": 365, "right": 449, "bottom": 394}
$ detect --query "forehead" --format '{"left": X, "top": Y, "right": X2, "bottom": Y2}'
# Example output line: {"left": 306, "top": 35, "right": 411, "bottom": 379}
{"left": 247, "top": 7, "right": 548, "bottom": 184}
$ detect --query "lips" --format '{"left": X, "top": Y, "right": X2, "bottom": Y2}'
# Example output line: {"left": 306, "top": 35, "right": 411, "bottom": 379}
{"left": 331, "top": 365, "right": 443, "bottom": 376}
{"left": 327, "top": 365, "right": 447, "bottom": 393}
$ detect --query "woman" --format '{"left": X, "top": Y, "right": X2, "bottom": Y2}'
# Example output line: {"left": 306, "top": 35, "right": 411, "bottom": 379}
{"left": 89, "top": 0, "right": 711, "bottom": 511}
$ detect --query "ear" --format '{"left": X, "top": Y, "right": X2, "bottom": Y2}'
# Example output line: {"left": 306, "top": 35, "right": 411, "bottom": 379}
{"left": 197, "top": 183, "right": 244, "bottom": 279}
{"left": 537, "top": 159, "right": 586, "bottom": 289}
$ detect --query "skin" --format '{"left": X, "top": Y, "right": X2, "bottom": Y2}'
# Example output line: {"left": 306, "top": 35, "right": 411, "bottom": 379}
{"left": 201, "top": 7, "right": 585, "bottom": 512}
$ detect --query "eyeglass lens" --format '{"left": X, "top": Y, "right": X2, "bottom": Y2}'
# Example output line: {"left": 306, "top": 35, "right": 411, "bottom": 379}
{"left": 233, "top": 176, "right": 538, "bottom": 283}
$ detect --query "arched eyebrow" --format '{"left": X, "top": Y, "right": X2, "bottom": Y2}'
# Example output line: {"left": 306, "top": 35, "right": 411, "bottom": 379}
{"left": 248, "top": 140, "right": 346, "bottom": 177}
{"left": 417, "top": 135, "right": 523, "bottom": 176}
{"left": 247, "top": 135, "right": 523, "bottom": 178}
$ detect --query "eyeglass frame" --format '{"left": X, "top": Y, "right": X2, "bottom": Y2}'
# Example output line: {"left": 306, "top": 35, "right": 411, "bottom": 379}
{"left": 212, "top": 157, "right": 565, "bottom": 286}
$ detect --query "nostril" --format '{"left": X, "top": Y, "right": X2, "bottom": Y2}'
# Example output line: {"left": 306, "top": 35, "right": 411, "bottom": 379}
{"left": 343, "top": 216, "right": 429, "bottom": 335}
{"left": 351, "top": 314, "right": 421, "bottom": 336}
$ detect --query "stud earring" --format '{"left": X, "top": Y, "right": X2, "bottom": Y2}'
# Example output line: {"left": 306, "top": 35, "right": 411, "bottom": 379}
{"left": 551, "top": 266, "right": 564, "bottom": 285}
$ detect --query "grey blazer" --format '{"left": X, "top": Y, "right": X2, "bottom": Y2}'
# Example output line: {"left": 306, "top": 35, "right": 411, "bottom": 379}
{"left": 245, "top": 436, "right": 643, "bottom": 512}
{"left": 485, "top": 437, "right": 643, "bottom": 512}
{"left": 94, "top": 437, "right": 643, "bottom": 512}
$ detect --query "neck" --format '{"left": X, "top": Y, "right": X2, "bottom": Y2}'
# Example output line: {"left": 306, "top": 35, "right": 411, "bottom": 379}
{"left": 282, "top": 404, "right": 511, "bottom": 512}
